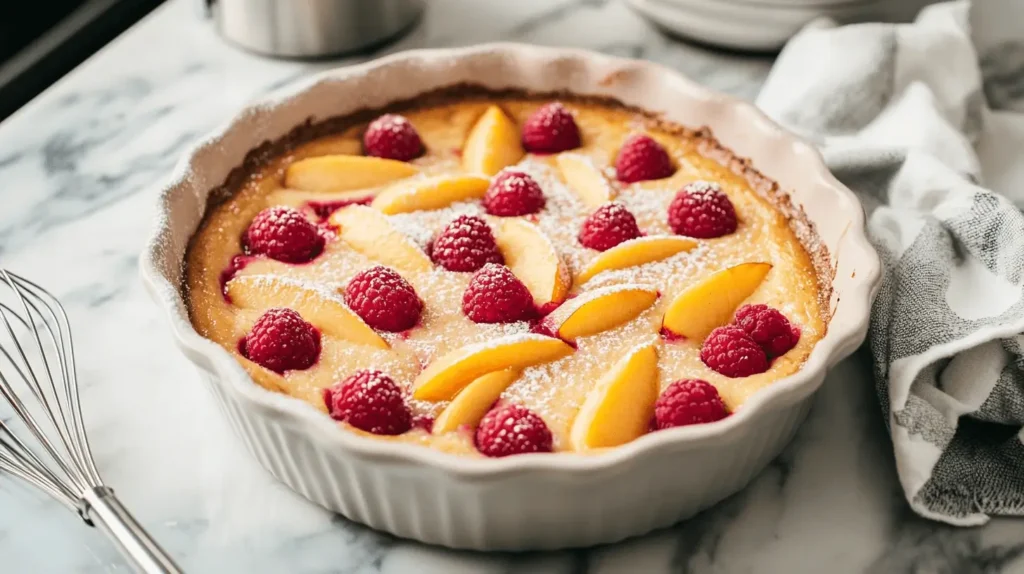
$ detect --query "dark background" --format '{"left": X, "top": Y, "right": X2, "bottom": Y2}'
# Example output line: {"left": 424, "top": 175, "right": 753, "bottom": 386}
{"left": 0, "top": 0, "right": 164, "bottom": 121}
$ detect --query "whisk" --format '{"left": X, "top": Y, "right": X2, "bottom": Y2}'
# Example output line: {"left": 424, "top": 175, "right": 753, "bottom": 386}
{"left": 0, "top": 270, "right": 182, "bottom": 573}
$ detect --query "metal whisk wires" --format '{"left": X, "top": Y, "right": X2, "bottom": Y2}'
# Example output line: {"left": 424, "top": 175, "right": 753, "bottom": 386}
{"left": 0, "top": 269, "right": 182, "bottom": 573}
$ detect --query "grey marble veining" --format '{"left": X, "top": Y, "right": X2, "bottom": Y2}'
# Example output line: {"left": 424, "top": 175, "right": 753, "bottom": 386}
{"left": 0, "top": 0, "right": 1023, "bottom": 572}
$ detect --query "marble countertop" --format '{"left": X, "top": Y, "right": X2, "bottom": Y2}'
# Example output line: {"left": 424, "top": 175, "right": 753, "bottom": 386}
{"left": 1, "top": 0, "right": 1023, "bottom": 572}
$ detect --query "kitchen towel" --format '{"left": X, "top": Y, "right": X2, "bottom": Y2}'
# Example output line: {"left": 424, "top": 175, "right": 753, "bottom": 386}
{"left": 757, "top": 1, "right": 1024, "bottom": 526}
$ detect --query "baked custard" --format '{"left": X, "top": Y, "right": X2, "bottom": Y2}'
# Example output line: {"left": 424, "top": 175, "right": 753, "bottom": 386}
{"left": 185, "top": 92, "right": 828, "bottom": 457}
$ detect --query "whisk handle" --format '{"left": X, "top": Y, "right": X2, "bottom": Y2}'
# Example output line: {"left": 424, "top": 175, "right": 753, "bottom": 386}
{"left": 81, "top": 486, "right": 184, "bottom": 574}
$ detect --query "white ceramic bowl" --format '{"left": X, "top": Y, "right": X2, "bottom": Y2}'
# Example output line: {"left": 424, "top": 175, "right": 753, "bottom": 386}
{"left": 141, "top": 43, "right": 880, "bottom": 551}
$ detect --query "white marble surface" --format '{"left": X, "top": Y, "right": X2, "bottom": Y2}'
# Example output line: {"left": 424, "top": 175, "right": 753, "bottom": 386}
{"left": 1, "top": 0, "right": 1023, "bottom": 572}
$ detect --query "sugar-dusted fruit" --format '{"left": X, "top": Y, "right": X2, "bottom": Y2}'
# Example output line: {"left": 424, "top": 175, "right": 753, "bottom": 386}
{"left": 344, "top": 265, "right": 423, "bottom": 332}
{"left": 227, "top": 275, "right": 388, "bottom": 349}
{"left": 371, "top": 175, "right": 490, "bottom": 214}
{"left": 324, "top": 370, "right": 412, "bottom": 435}
{"left": 462, "top": 105, "right": 525, "bottom": 176}
{"left": 733, "top": 304, "right": 800, "bottom": 358}
{"left": 570, "top": 340, "right": 659, "bottom": 450}
{"left": 578, "top": 202, "right": 642, "bottom": 251}
{"left": 653, "top": 379, "right": 729, "bottom": 429}
{"left": 521, "top": 102, "right": 581, "bottom": 153}
{"left": 462, "top": 263, "right": 534, "bottom": 324}
{"left": 492, "top": 218, "right": 571, "bottom": 307}
{"left": 662, "top": 262, "right": 772, "bottom": 341}
{"left": 544, "top": 284, "right": 658, "bottom": 342}
{"left": 243, "top": 308, "right": 321, "bottom": 373}
{"left": 556, "top": 153, "right": 614, "bottom": 208}
{"left": 430, "top": 215, "right": 504, "bottom": 272}
{"left": 475, "top": 403, "right": 553, "bottom": 457}
{"left": 576, "top": 235, "right": 698, "bottom": 284}
{"left": 483, "top": 170, "right": 545, "bottom": 217}
{"left": 413, "top": 333, "right": 573, "bottom": 402}
{"left": 329, "top": 205, "right": 432, "bottom": 273}
{"left": 363, "top": 114, "right": 424, "bottom": 161}
{"left": 668, "top": 181, "right": 738, "bottom": 239}
{"left": 615, "top": 134, "right": 674, "bottom": 183}
{"left": 433, "top": 369, "right": 519, "bottom": 434}
{"left": 284, "top": 155, "right": 420, "bottom": 193}
{"left": 245, "top": 206, "right": 324, "bottom": 264}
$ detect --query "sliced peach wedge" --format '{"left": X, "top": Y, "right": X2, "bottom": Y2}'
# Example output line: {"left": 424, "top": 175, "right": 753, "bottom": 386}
{"left": 433, "top": 369, "right": 519, "bottom": 434}
{"left": 265, "top": 188, "right": 376, "bottom": 211}
{"left": 372, "top": 175, "right": 490, "bottom": 215}
{"left": 462, "top": 105, "right": 524, "bottom": 176}
{"left": 225, "top": 275, "right": 388, "bottom": 349}
{"left": 661, "top": 262, "right": 772, "bottom": 341}
{"left": 570, "top": 340, "right": 660, "bottom": 450}
{"left": 556, "top": 153, "right": 614, "bottom": 208}
{"left": 328, "top": 205, "right": 432, "bottom": 273}
{"left": 285, "top": 155, "right": 419, "bottom": 193}
{"left": 491, "top": 218, "right": 571, "bottom": 307}
{"left": 413, "top": 334, "right": 573, "bottom": 402}
{"left": 545, "top": 284, "right": 658, "bottom": 342}
{"left": 576, "top": 235, "right": 698, "bottom": 284}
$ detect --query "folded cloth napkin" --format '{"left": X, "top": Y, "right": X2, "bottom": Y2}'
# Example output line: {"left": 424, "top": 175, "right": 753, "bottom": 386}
{"left": 756, "top": 1, "right": 1024, "bottom": 526}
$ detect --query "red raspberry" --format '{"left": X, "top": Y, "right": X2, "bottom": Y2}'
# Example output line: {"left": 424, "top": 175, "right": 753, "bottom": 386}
{"left": 521, "top": 102, "right": 581, "bottom": 154}
{"left": 733, "top": 304, "right": 801, "bottom": 358}
{"left": 323, "top": 370, "right": 411, "bottom": 435}
{"left": 363, "top": 114, "right": 424, "bottom": 161}
{"left": 462, "top": 263, "right": 533, "bottom": 323}
{"left": 243, "top": 308, "right": 320, "bottom": 373}
{"left": 653, "top": 379, "right": 729, "bottom": 430}
{"left": 344, "top": 266, "right": 423, "bottom": 332}
{"left": 430, "top": 215, "right": 504, "bottom": 272}
{"left": 578, "top": 202, "right": 642, "bottom": 251}
{"left": 614, "top": 134, "right": 674, "bottom": 183}
{"left": 668, "top": 181, "right": 738, "bottom": 239}
{"left": 245, "top": 206, "right": 325, "bottom": 263}
{"left": 700, "top": 326, "right": 768, "bottom": 378}
{"left": 483, "top": 170, "right": 546, "bottom": 216}
{"left": 475, "top": 403, "right": 553, "bottom": 457}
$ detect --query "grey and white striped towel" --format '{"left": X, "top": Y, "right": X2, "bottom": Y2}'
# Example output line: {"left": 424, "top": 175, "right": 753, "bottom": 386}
{"left": 756, "top": 1, "right": 1024, "bottom": 526}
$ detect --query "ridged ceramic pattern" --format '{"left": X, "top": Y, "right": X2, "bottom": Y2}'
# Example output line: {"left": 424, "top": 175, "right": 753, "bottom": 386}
{"left": 141, "top": 44, "right": 881, "bottom": 550}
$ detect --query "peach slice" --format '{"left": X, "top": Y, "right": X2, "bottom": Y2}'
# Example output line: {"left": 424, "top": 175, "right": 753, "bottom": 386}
{"left": 661, "top": 262, "right": 773, "bottom": 340}
{"left": 284, "top": 155, "right": 419, "bottom": 193}
{"left": 576, "top": 235, "right": 699, "bottom": 284}
{"left": 265, "top": 188, "right": 377, "bottom": 210}
{"left": 413, "top": 334, "right": 573, "bottom": 402}
{"left": 371, "top": 175, "right": 490, "bottom": 215}
{"left": 570, "top": 340, "right": 660, "bottom": 450}
{"left": 328, "top": 205, "right": 432, "bottom": 272}
{"left": 491, "top": 218, "right": 571, "bottom": 307}
{"left": 545, "top": 284, "right": 658, "bottom": 342}
{"left": 225, "top": 275, "right": 388, "bottom": 349}
{"left": 462, "top": 106, "right": 525, "bottom": 176}
{"left": 433, "top": 369, "right": 519, "bottom": 434}
{"left": 556, "top": 153, "right": 614, "bottom": 208}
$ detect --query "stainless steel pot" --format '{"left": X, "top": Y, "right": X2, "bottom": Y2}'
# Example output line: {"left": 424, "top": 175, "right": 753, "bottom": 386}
{"left": 199, "top": 0, "right": 424, "bottom": 59}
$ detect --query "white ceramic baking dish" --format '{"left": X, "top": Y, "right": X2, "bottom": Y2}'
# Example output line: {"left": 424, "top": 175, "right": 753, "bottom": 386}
{"left": 140, "top": 43, "right": 881, "bottom": 551}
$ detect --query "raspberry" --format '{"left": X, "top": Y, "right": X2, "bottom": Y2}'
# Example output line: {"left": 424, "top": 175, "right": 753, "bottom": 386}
{"left": 614, "top": 134, "right": 674, "bottom": 183}
{"left": 462, "top": 263, "right": 533, "bottom": 323}
{"left": 323, "top": 370, "right": 412, "bottom": 435}
{"left": 344, "top": 266, "right": 423, "bottom": 332}
{"left": 483, "top": 170, "right": 546, "bottom": 216}
{"left": 521, "top": 102, "right": 581, "bottom": 153}
{"left": 363, "top": 114, "right": 424, "bottom": 161}
{"left": 243, "top": 308, "right": 320, "bottom": 373}
{"left": 733, "top": 304, "right": 801, "bottom": 357}
{"left": 578, "top": 203, "right": 642, "bottom": 251}
{"left": 668, "top": 181, "right": 738, "bottom": 239}
{"left": 430, "top": 215, "right": 504, "bottom": 272}
{"left": 245, "top": 206, "right": 325, "bottom": 263}
{"left": 475, "top": 403, "right": 553, "bottom": 457}
{"left": 700, "top": 326, "right": 768, "bottom": 378}
{"left": 653, "top": 379, "right": 729, "bottom": 430}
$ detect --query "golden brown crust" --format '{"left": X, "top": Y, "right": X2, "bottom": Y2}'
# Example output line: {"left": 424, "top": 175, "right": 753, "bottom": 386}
{"left": 185, "top": 84, "right": 833, "bottom": 323}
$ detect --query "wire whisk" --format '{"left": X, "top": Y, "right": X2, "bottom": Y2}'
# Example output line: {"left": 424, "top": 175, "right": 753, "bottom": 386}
{"left": 0, "top": 269, "right": 182, "bottom": 573}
